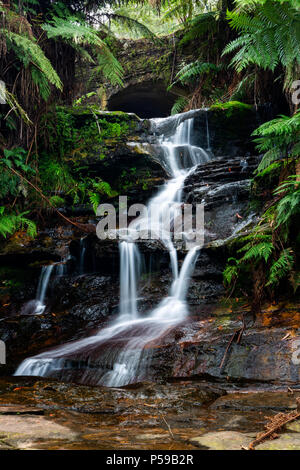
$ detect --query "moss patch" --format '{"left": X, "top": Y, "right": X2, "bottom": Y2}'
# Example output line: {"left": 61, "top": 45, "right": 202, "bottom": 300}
{"left": 210, "top": 101, "right": 253, "bottom": 118}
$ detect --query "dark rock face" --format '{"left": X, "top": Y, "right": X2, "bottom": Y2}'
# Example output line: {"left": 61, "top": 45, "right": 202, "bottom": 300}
{"left": 0, "top": 272, "right": 120, "bottom": 375}
{"left": 184, "top": 155, "right": 260, "bottom": 244}
{"left": 148, "top": 303, "right": 300, "bottom": 386}
{"left": 193, "top": 104, "right": 259, "bottom": 156}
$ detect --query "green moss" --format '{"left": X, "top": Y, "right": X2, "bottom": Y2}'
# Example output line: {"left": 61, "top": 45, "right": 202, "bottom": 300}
{"left": 41, "top": 105, "right": 135, "bottom": 165}
{"left": 210, "top": 101, "right": 253, "bottom": 118}
{"left": 37, "top": 105, "right": 135, "bottom": 207}
{"left": 122, "top": 50, "right": 172, "bottom": 83}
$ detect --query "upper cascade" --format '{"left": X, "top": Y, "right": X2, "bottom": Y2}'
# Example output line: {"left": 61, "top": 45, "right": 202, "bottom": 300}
{"left": 149, "top": 110, "right": 212, "bottom": 177}
{"left": 150, "top": 109, "right": 208, "bottom": 137}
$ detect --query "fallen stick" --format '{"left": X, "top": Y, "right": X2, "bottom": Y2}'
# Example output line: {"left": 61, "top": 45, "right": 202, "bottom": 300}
{"left": 246, "top": 406, "right": 300, "bottom": 450}
{"left": 220, "top": 315, "right": 246, "bottom": 371}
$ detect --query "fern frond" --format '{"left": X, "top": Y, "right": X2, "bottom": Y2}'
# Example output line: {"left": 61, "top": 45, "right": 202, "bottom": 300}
{"left": 223, "top": 261, "right": 239, "bottom": 287}
{"left": 180, "top": 11, "right": 218, "bottom": 45}
{"left": 108, "top": 13, "right": 156, "bottom": 39}
{"left": 172, "top": 61, "right": 220, "bottom": 86}
{"left": 42, "top": 17, "right": 123, "bottom": 86}
{"left": 5, "top": 30, "right": 62, "bottom": 91}
{"left": 239, "top": 241, "right": 274, "bottom": 264}
{"left": 0, "top": 208, "right": 36, "bottom": 238}
{"left": 171, "top": 96, "right": 188, "bottom": 115}
{"left": 266, "top": 248, "right": 294, "bottom": 286}
{"left": 223, "top": 2, "right": 300, "bottom": 86}
{"left": 89, "top": 192, "right": 100, "bottom": 215}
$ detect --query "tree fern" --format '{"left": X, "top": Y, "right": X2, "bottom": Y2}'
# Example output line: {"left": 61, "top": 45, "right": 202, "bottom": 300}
{"left": 274, "top": 176, "right": 300, "bottom": 229}
{"left": 162, "top": 0, "right": 194, "bottom": 23}
{"left": 42, "top": 16, "right": 124, "bottom": 86}
{"left": 223, "top": 1, "right": 300, "bottom": 89}
{"left": 4, "top": 30, "right": 62, "bottom": 91}
{"left": 89, "top": 192, "right": 101, "bottom": 215}
{"left": 170, "top": 61, "right": 221, "bottom": 88}
{"left": 239, "top": 241, "right": 274, "bottom": 263}
{"left": 180, "top": 11, "right": 218, "bottom": 45}
{"left": 223, "top": 258, "right": 239, "bottom": 287}
{"left": 107, "top": 13, "right": 156, "bottom": 39}
{"left": 253, "top": 111, "right": 300, "bottom": 172}
{"left": 92, "top": 180, "right": 117, "bottom": 198}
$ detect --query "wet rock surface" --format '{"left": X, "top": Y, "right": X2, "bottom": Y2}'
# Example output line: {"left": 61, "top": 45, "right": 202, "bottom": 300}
{"left": 148, "top": 302, "right": 300, "bottom": 385}
{"left": 0, "top": 377, "right": 300, "bottom": 450}
{"left": 183, "top": 155, "right": 260, "bottom": 244}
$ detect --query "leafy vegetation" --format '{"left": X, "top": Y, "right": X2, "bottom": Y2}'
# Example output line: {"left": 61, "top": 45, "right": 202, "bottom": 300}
{"left": 253, "top": 111, "right": 300, "bottom": 172}
{"left": 223, "top": 1, "right": 300, "bottom": 93}
{"left": 0, "top": 207, "right": 37, "bottom": 238}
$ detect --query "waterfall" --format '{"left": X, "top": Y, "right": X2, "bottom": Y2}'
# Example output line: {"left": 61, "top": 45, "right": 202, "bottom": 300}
{"left": 119, "top": 241, "right": 141, "bottom": 320}
{"left": 15, "top": 110, "right": 212, "bottom": 386}
{"left": 55, "top": 262, "right": 66, "bottom": 277}
{"left": 99, "top": 245, "right": 199, "bottom": 387}
{"left": 34, "top": 265, "right": 54, "bottom": 315}
{"left": 205, "top": 110, "right": 211, "bottom": 152}
{"left": 79, "top": 238, "right": 86, "bottom": 275}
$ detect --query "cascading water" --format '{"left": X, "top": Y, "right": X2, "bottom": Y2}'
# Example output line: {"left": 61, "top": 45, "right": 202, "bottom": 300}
{"left": 20, "top": 261, "right": 67, "bottom": 316}
{"left": 34, "top": 265, "right": 54, "bottom": 315}
{"left": 79, "top": 238, "right": 86, "bottom": 275}
{"left": 205, "top": 110, "right": 211, "bottom": 152}
{"left": 99, "top": 245, "right": 199, "bottom": 387}
{"left": 15, "top": 110, "right": 212, "bottom": 387}
{"left": 119, "top": 241, "right": 141, "bottom": 320}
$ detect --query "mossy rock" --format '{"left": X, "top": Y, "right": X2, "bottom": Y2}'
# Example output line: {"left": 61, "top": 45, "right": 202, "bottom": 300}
{"left": 210, "top": 101, "right": 253, "bottom": 118}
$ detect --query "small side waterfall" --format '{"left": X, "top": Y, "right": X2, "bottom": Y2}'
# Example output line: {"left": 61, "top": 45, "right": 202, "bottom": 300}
{"left": 79, "top": 238, "right": 86, "bottom": 275}
{"left": 205, "top": 110, "right": 211, "bottom": 152}
{"left": 34, "top": 265, "right": 54, "bottom": 315}
{"left": 15, "top": 110, "right": 212, "bottom": 386}
{"left": 20, "top": 261, "right": 67, "bottom": 316}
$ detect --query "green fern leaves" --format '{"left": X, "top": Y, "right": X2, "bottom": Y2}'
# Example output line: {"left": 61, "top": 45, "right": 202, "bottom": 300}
{"left": 0, "top": 207, "right": 37, "bottom": 238}
{"left": 274, "top": 176, "right": 300, "bottom": 229}
{"left": 253, "top": 111, "right": 300, "bottom": 172}
{"left": 42, "top": 17, "right": 124, "bottom": 86}
{"left": 172, "top": 61, "right": 221, "bottom": 86}
{"left": 5, "top": 30, "right": 63, "bottom": 92}
{"left": 266, "top": 248, "right": 294, "bottom": 287}
{"left": 223, "top": 172, "right": 299, "bottom": 298}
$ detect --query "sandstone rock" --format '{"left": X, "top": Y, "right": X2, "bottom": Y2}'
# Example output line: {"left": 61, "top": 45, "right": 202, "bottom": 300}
{"left": 190, "top": 431, "right": 255, "bottom": 450}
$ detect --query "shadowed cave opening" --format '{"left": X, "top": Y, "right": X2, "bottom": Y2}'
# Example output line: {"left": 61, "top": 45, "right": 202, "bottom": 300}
{"left": 107, "top": 82, "right": 177, "bottom": 119}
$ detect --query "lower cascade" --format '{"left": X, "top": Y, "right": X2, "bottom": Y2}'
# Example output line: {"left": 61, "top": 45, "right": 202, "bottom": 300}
{"left": 15, "top": 111, "right": 212, "bottom": 387}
